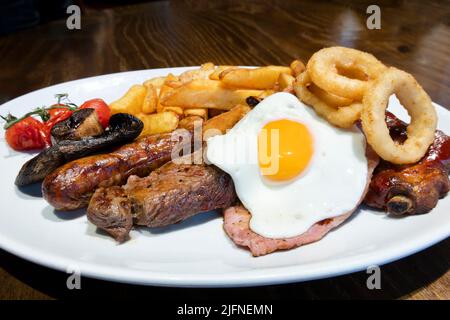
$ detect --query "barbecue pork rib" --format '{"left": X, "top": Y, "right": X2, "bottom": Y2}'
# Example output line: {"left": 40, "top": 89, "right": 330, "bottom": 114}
{"left": 87, "top": 162, "right": 237, "bottom": 242}
{"left": 364, "top": 113, "right": 450, "bottom": 215}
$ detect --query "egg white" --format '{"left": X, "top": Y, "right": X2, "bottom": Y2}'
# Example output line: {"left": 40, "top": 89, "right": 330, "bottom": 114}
{"left": 206, "top": 92, "right": 368, "bottom": 238}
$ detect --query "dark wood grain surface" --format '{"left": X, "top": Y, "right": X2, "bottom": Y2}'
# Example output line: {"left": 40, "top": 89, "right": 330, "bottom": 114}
{"left": 0, "top": 0, "right": 449, "bottom": 300}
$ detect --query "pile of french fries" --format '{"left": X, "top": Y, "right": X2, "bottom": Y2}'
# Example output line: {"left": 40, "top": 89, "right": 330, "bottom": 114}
{"left": 109, "top": 61, "right": 305, "bottom": 136}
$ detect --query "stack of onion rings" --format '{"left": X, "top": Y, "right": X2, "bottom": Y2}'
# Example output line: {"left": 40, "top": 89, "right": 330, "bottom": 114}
{"left": 293, "top": 47, "right": 386, "bottom": 128}
{"left": 293, "top": 46, "right": 437, "bottom": 165}
{"left": 307, "top": 47, "right": 387, "bottom": 100}
{"left": 294, "top": 71, "right": 362, "bottom": 128}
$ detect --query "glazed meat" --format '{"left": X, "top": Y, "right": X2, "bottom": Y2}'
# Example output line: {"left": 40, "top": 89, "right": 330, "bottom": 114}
{"left": 16, "top": 113, "right": 143, "bottom": 186}
{"left": 223, "top": 145, "right": 379, "bottom": 256}
{"left": 42, "top": 129, "right": 192, "bottom": 210}
{"left": 364, "top": 113, "right": 450, "bottom": 215}
{"left": 87, "top": 162, "right": 237, "bottom": 242}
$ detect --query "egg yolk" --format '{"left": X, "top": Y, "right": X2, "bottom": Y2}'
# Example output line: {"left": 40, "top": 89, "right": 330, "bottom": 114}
{"left": 258, "top": 119, "right": 313, "bottom": 181}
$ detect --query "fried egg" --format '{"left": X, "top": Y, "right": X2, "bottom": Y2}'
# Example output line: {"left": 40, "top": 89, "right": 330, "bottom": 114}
{"left": 206, "top": 92, "right": 368, "bottom": 238}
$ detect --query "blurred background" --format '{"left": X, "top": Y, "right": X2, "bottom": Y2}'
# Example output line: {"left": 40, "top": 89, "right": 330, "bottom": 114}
{"left": 0, "top": 0, "right": 448, "bottom": 106}
{"left": 0, "top": 1, "right": 153, "bottom": 35}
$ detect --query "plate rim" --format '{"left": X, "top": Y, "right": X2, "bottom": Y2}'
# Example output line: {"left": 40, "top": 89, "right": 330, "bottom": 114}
{"left": 0, "top": 221, "right": 448, "bottom": 287}
{"left": 0, "top": 68, "right": 449, "bottom": 288}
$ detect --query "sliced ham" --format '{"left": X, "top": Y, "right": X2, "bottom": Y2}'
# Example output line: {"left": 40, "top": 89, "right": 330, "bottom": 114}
{"left": 223, "top": 206, "right": 351, "bottom": 256}
{"left": 223, "top": 146, "right": 379, "bottom": 256}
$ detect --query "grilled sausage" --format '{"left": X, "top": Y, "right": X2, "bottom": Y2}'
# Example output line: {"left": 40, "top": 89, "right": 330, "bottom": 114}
{"left": 42, "top": 129, "right": 192, "bottom": 211}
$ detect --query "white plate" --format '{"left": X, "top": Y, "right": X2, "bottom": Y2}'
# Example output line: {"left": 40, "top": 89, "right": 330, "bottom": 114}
{"left": 0, "top": 68, "right": 449, "bottom": 288}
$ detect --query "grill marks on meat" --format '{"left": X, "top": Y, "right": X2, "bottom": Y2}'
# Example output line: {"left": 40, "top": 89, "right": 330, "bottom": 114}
{"left": 42, "top": 130, "right": 191, "bottom": 211}
{"left": 364, "top": 113, "right": 450, "bottom": 216}
{"left": 87, "top": 162, "right": 237, "bottom": 242}
{"left": 223, "top": 145, "right": 379, "bottom": 256}
{"left": 86, "top": 187, "right": 133, "bottom": 242}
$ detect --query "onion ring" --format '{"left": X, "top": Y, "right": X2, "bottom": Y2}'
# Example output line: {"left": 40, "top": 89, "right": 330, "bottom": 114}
{"left": 361, "top": 67, "right": 437, "bottom": 164}
{"left": 308, "top": 83, "right": 354, "bottom": 107}
{"left": 294, "top": 71, "right": 362, "bottom": 128}
{"left": 307, "top": 47, "right": 386, "bottom": 100}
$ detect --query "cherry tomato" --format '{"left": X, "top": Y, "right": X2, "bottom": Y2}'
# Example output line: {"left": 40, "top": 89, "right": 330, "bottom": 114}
{"left": 43, "top": 106, "right": 74, "bottom": 143}
{"left": 5, "top": 117, "right": 49, "bottom": 151}
{"left": 79, "top": 99, "right": 111, "bottom": 128}
{"left": 48, "top": 106, "right": 74, "bottom": 122}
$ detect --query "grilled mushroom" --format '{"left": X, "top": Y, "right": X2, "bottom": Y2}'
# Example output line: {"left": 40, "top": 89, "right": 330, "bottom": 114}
{"left": 51, "top": 108, "right": 104, "bottom": 144}
{"left": 15, "top": 113, "right": 143, "bottom": 186}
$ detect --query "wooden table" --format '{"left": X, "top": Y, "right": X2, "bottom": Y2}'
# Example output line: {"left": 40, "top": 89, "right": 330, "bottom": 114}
{"left": 0, "top": 0, "right": 448, "bottom": 300}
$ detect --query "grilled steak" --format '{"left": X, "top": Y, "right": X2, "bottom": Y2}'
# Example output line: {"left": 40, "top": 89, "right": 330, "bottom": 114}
{"left": 42, "top": 129, "right": 192, "bottom": 210}
{"left": 364, "top": 113, "right": 450, "bottom": 215}
{"left": 223, "top": 145, "right": 379, "bottom": 256}
{"left": 87, "top": 162, "right": 237, "bottom": 242}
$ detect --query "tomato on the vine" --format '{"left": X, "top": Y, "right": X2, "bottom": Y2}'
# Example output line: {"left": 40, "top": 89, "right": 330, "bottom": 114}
{"left": 43, "top": 106, "right": 74, "bottom": 143}
{"left": 2, "top": 94, "right": 111, "bottom": 152}
{"left": 79, "top": 99, "right": 111, "bottom": 128}
{"left": 47, "top": 106, "right": 74, "bottom": 123}
{"left": 5, "top": 117, "right": 49, "bottom": 151}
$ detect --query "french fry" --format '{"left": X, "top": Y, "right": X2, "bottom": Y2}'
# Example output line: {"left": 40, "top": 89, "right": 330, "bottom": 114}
{"left": 203, "top": 104, "right": 251, "bottom": 136}
{"left": 143, "top": 76, "right": 166, "bottom": 89}
{"left": 164, "top": 73, "right": 182, "bottom": 88}
{"left": 258, "top": 89, "right": 275, "bottom": 99}
{"left": 277, "top": 73, "right": 295, "bottom": 91}
{"left": 219, "top": 66, "right": 292, "bottom": 89}
{"left": 218, "top": 67, "right": 239, "bottom": 80}
{"left": 142, "top": 83, "right": 158, "bottom": 114}
{"left": 209, "top": 66, "right": 236, "bottom": 80}
{"left": 161, "top": 106, "right": 184, "bottom": 116}
{"left": 159, "top": 82, "right": 174, "bottom": 101}
{"left": 156, "top": 74, "right": 179, "bottom": 112}
{"left": 208, "top": 109, "right": 226, "bottom": 118}
{"left": 201, "top": 62, "right": 215, "bottom": 70}
{"left": 290, "top": 59, "right": 306, "bottom": 77}
{"left": 183, "top": 108, "right": 208, "bottom": 120}
{"left": 161, "top": 79, "right": 262, "bottom": 110}
{"left": 179, "top": 62, "right": 215, "bottom": 83}
{"left": 109, "top": 84, "right": 146, "bottom": 115}
{"left": 178, "top": 116, "right": 204, "bottom": 131}
{"left": 136, "top": 112, "right": 179, "bottom": 136}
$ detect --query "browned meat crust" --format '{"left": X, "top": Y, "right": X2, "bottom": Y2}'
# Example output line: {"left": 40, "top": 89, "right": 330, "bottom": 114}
{"left": 42, "top": 130, "right": 192, "bottom": 211}
{"left": 364, "top": 113, "right": 450, "bottom": 215}
{"left": 87, "top": 162, "right": 237, "bottom": 242}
